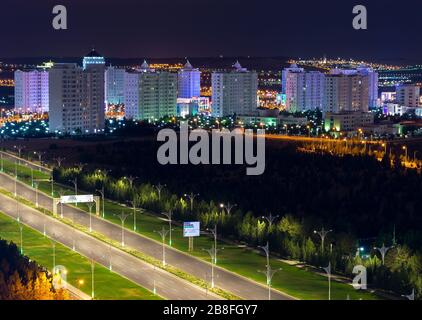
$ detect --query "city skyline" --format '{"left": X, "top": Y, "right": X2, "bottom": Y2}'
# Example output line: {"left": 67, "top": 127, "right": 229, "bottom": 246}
{"left": 0, "top": 0, "right": 421, "bottom": 64}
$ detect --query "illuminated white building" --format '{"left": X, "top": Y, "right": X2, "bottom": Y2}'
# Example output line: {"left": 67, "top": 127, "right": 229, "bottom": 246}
{"left": 105, "top": 66, "right": 126, "bottom": 105}
{"left": 14, "top": 69, "right": 49, "bottom": 113}
{"left": 49, "top": 50, "right": 106, "bottom": 134}
{"left": 211, "top": 61, "right": 258, "bottom": 117}
{"left": 178, "top": 60, "right": 200, "bottom": 99}
{"left": 124, "top": 60, "right": 177, "bottom": 120}
{"left": 283, "top": 65, "right": 325, "bottom": 112}
{"left": 395, "top": 84, "right": 420, "bottom": 107}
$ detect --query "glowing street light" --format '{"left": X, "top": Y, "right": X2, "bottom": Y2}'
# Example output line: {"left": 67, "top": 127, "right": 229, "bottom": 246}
{"left": 220, "top": 202, "right": 236, "bottom": 215}
{"left": 154, "top": 183, "right": 166, "bottom": 201}
{"left": 184, "top": 192, "right": 199, "bottom": 212}
{"left": 261, "top": 213, "right": 279, "bottom": 230}
{"left": 161, "top": 210, "right": 173, "bottom": 246}
{"left": 313, "top": 227, "right": 333, "bottom": 253}
{"left": 53, "top": 157, "right": 65, "bottom": 168}
{"left": 374, "top": 243, "right": 393, "bottom": 265}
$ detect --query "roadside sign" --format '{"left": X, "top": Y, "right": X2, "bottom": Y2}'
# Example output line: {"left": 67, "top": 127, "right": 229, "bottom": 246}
{"left": 60, "top": 195, "right": 94, "bottom": 204}
{"left": 183, "top": 222, "right": 200, "bottom": 238}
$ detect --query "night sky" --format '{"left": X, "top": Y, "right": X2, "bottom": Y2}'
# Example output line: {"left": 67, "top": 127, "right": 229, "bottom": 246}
{"left": 1, "top": 0, "right": 420, "bottom": 62}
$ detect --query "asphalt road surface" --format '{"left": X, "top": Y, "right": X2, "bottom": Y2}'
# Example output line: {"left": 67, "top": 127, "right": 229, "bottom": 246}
{"left": 0, "top": 191, "right": 220, "bottom": 300}
{"left": 0, "top": 171, "right": 293, "bottom": 300}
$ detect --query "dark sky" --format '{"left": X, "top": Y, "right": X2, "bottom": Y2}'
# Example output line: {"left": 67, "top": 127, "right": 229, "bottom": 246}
{"left": 0, "top": 0, "right": 420, "bottom": 62}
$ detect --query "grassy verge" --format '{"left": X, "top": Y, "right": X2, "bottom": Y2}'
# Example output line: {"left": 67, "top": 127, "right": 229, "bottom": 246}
{"left": 0, "top": 212, "right": 161, "bottom": 300}
{"left": 3, "top": 158, "right": 380, "bottom": 300}
{"left": 0, "top": 187, "right": 238, "bottom": 300}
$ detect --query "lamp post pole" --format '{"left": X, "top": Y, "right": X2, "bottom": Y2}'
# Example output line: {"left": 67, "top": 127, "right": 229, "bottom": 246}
{"left": 114, "top": 212, "right": 131, "bottom": 247}
{"left": 323, "top": 262, "right": 331, "bottom": 300}
{"left": 261, "top": 213, "right": 279, "bottom": 231}
{"left": 18, "top": 222, "right": 23, "bottom": 254}
{"left": 161, "top": 210, "right": 173, "bottom": 246}
{"left": 220, "top": 202, "right": 236, "bottom": 215}
{"left": 202, "top": 245, "right": 222, "bottom": 289}
{"left": 374, "top": 244, "right": 394, "bottom": 265}
{"left": 154, "top": 183, "right": 166, "bottom": 201}
{"left": 258, "top": 241, "right": 280, "bottom": 301}
{"left": 154, "top": 227, "right": 170, "bottom": 266}
{"left": 184, "top": 192, "right": 199, "bottom": 212}
{"left": 87, "top": 202, "right": 94, "bottom": 232}
{"left": 313, "top": 227, "right": 333, "bottom": 253}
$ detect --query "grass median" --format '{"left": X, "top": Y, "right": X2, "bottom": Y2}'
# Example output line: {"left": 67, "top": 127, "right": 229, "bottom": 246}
{"left": 3, "top": 157, "right": 380, "bottom": 300}
{"left": 0, "top": 212, "right": 161, "bottom": 300}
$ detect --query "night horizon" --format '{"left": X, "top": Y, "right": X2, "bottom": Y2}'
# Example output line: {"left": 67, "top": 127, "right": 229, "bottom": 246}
{"left": 0, "top": 0, "right": 420, "bottom": 63}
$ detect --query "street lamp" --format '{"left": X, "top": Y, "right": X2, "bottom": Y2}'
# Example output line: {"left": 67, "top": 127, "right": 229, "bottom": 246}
{"left": 374, "top": 243, "right": 394, "bottom": 265}
{"left": 313, "top": 227, "right": 333, "bottom": 253}
{"left": 17, "top": 222, "right": 23, "bottom": 254}
{"left": 402, "top": 289, "right": 415, "bottom": 301}
{"left": 91, "top": 257, "right": 95, "bottom": 299}
{"left": 114, "top": 211, "right": 131, "bottom": 247}
{"left": 323, "top": 262, "right": 332, "bottom": 300}
{"left": 220, "top": 202, "right": 236, "bottom": 215}
{"left": 34, "top": 182, "right": 39, "bottom": 208}
{"left": 87, "top": 202, "right": 95, "bottom": 232}
{"left": 154, "top": 227, "right": 170, "bottom": 266}
{"left": 206, "top": 225, "right": 218, "bottom": 264}
{"left": 34, "top": 151, "right": 45, "bottom": 170}
{"left": 202, "top": 245, "right": 222, "bottom": 289}
{"left": 53, "top": 157, "right": 65, "bottom": 168}
{"left": 50, "top": 174, "right": 54, "bottom": 197}
{"left": 258, "top": 264, "right": 281, "bottom": 301}
{"left": 13, "top": 145, "right": 25, "bottom": 163}
{"left": 130, "top": 196, "right": 140, "bottom": 232}
{"left": 258, "top": 241, "right": 280, "bottom": 300}
{"left": 49, "top": 236, "right": 56, "bottom": 271}
{"left": 402, "top": 146, "right": 408, "bottom": 162}
{"left": 261, "top": 213, "right": 279, "bottom": 231}
{"left": 161, "top": 210, "right": 173, "bottom": 246}
{"left": 154, "top": 183, "right": 166, "bottom": 201}
{"left": 184, "top": 192, "right": 199, "bottom": 212}
{"left": 124, "top": 175, "right": 137, "bottom": 189}
{"left": 69, "top": 177, "right": 78, "bottom": 195}
{"left": 14, "top": 160, "right": 18, "bottom": 197}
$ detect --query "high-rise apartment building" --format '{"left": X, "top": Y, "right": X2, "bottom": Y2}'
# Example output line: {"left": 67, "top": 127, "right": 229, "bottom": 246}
{"left": 124, "top": 61, "right": 177, "bottom": 120}
{"left": 177, "top": 60, "right": 200, "bottom": 99}
{"left": 283, "top": 65, "right": 325, "bottom": 112}
{"left": 105, "top": 66, "right": 126, "bottom": 105}
{"left": 324, "top": 70, "right": 370, "bottom": 113}
{"left": 48, "top": 50, "right": 106, "bottom": 134}
{"left": 395, "top": 84, "right": 420, "bottom": 107}
{"left": 14, "top": 69, "right": 49, "bottom": 113}
{"left": 211, "top": 61, "right": 258, "bottom": 117}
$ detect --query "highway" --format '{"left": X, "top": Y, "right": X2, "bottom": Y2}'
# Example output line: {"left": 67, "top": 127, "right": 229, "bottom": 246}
{"left": 0, "top": 171, "right": 293, "bottom": 300}
{"left": 0, "top": 189, "right": 220, "bottom": 300}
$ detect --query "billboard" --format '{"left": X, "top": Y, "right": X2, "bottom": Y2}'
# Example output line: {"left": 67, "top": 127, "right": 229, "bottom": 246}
{"left": 183, "top": 222, "right": 200, "bottom": 237}
{"left": 60, "top": 195, "right": 94, "bottom": 204}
